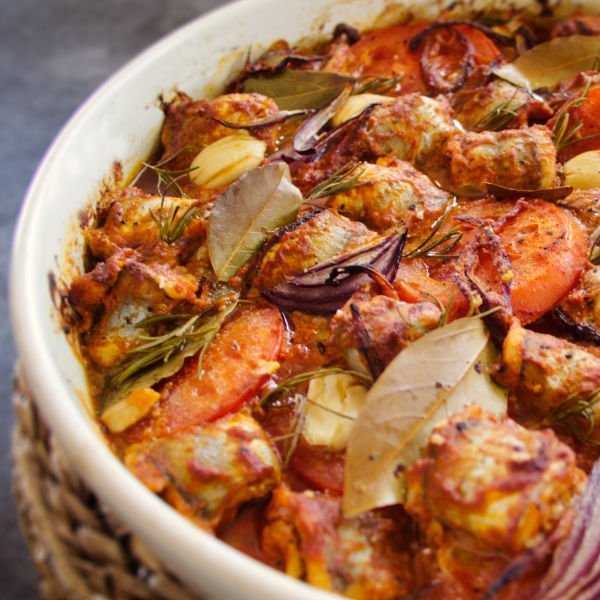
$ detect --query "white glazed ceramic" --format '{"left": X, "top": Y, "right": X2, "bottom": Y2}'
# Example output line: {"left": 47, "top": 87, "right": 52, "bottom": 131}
{"left": 10, "top": 0, "right": 598, "bottom": 598}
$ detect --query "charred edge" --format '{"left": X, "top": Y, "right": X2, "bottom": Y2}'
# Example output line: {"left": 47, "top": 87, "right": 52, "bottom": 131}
{"left": 420, "top": 27, "right": 475, "bottom": 94}
{"left": 483, "top": 555, "right": 530, "bottom": 600}
{"left": 327, "top": 264, "right": 399, "bottom": 298}
{"left": 265, "top": 210, "right": 321, "bottom": 249}
{"left": 553, "top": 307, "right": 600, "bottom": 345}
{"left": 246, "top": 210, "right": 321, "bottom": 294}
{"left": 48, "top": 271, "right": 77, "bottom": 335}
{"left": 408, "top": 19, "right": 516, "bottom": 51}
{"left": 234, "top": 54, "right": 327, "bottom": 89}
{"left": 349, "top": 302, "right": 385, "bottom": 379}
{"left": 206, "top": 111, "right": 308, "bottom": 131}
{"left": 333, "top": 23, "right": 362, "bottom": 45}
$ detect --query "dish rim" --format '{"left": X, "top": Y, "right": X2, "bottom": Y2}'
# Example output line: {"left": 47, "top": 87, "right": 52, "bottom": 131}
{"left": 12, "top": 0, "right": 598, "bottom": 597}
{"left": 10, "top": 0, "right": 351, "bottom": 597}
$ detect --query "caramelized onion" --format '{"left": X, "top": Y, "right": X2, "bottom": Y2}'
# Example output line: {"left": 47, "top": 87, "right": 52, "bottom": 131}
{"left": 293, "top": 85, "right": 353, "bottom": 153}
{"left": 262, "top": 232, "right": 406, "bottom": 313}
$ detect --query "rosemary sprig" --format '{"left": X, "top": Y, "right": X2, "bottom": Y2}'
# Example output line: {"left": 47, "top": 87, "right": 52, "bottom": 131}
{"left": 111, "top": 301, "right": 238, "bottom": 389}
{"left": 306, "top": 162, "right": 369, "bottom": 200}
{"left": 260, "top": 366, "right": 372, "bottom": 407}
{"left": 474, "top": 91, "right": 525, "bottom": 132}
{"left": 403, "top": 211, "right": 463, "bottom": 260}
{"left": 553, "top": 79, "right": 595, "bottom": 152}
{"left": 132, "top": 151, "right": 201, "bottom": 244}
{"left": 353, "top": 75, "right": 402, "bottom": 95}
{"left": 279, "top": 394, "right": 308, "bottom": 467}
{"left": 142, "top": 153, "right": 199, "bottom": 198}
{"left": 546, "top": 389, "right": 600, "bottom": 445}
{"left": 149, "top": 199, "right": 201, "bottom": 244}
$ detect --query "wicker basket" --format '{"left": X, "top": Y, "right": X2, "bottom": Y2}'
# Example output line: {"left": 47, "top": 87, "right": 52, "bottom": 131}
{"left": 12, "top": 366, "right": 200, "bottom": 600}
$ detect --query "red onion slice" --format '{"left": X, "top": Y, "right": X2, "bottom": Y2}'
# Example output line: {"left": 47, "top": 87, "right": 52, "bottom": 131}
{"left": 532, "top": 460, "right": 600, "bottom": 600}
{"left": 293, "top": 84, "right": 353, "bottom": 153}
{"left": 262, "top": 232, "right": 406, "bottom": 313}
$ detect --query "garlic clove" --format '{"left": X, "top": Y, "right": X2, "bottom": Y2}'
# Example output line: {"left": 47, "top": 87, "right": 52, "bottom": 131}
{"left": 303, "top": 373, "right": 368, "bottom": 451}
{"left": 564, "top": 150, "right": 600, "bottom": 189}
{"left": 190, "top": 133, "right": 267, "bottom": 189}
{"left": 332, "top": 93, "right": 395, "bottom": 127}
{"left": 101, "top": 387, "right": 160, "bottom": 433}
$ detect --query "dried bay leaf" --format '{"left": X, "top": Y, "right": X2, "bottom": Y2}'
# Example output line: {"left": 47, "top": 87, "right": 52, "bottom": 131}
{"left": 485, "top": 182, "right": 573, "bottom": 201}
{"left": 493, "top": 35, "right": 600, "bottom": 90}
{"left": 244, "top": 70, "right": 352, "bottom": 110}
{"left": 104, "top": 303, "right": 238, "bottom": 410}
{"left": 343, "top": 317, "right": 507, "bottom": 517}
{"left": 208, "top": 162, "right": 302, "bottom": 281}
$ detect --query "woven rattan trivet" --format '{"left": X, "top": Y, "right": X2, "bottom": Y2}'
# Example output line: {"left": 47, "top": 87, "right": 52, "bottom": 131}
{"left": 12, "top": 366, "right": 200, "bottom": 600}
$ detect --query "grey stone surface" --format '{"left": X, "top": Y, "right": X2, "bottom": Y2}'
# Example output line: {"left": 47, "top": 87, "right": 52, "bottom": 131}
{"left": 1, "top": 1, "right": 227, "bottom": 597}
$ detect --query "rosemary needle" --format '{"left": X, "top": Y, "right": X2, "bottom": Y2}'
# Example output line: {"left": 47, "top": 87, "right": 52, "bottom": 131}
{"left": 306, "top": 162, "right": 369, "bottom": 200}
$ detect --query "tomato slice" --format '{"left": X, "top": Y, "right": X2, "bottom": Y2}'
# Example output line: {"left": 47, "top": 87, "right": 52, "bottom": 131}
{"left": 446, "top": 199, "right": 589, "bottom": 323}
{"left": 289, "top": 442, "right": 345, "bottom": 494}
{"left": 333, "top": 24, "right": 428, "bottom": 93}
{"left": 127, "top": 305, "right": 283, "bottom": 439}
{"left": 335, "top": 23, "right": 501, "bottom": 95}
{"left": 259, "top": 402, "right": 345, "bottom": 493}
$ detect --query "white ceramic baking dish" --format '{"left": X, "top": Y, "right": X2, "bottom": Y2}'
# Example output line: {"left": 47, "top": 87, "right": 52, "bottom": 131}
{"left": 10, "top": 0, "right": 596, "bottom": 597}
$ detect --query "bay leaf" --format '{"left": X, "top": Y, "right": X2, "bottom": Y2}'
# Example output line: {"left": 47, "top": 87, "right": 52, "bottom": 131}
{"left": 343, "top": 317, "right": 507, "bottom": 518}
{"left": 493, "top": 35, "right": 600, "bottom": 90}
{"left": 485, "top": 182, "right": 573, "bottom": 201}
{"left": 103, "top": 303, "right": 238, "bottom": 410}
{"left": 208, "top": 162, "right": 302, "bottom": 281}
{"left": 244, "top": 70, "right": 352, "bottom": 110}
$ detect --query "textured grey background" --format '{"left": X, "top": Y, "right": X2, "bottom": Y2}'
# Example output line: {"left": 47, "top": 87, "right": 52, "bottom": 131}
{"left": 1, "top": 1, "right": 228, "bottom": 597}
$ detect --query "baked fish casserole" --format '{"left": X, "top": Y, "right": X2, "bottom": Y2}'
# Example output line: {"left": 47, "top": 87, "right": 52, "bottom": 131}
{"left": 64, "top": 7, "right": 600, "bottom": 599}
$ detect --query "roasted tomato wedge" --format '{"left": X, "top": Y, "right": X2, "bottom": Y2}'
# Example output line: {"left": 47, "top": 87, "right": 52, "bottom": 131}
{"left": 289, "top": 442, "right": 345, "bottom": 494}
{"left": 125, "top": 305, "right": 283, "bottom": 440}
{"left": 328, "top": 24, "right": 428, "bottom": 93}
{"left": 333, "top": 23, "right": 502, "bottom": 95}
{"left": 445, "top": 199, "right": 588, "bottom": 323}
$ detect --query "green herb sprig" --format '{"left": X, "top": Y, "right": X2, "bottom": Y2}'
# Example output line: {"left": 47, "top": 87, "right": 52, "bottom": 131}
{"left": 403, "top": 210, "right": 463, "bottom": 261}
{"left": 132, "top": 152, "right": 201, "bottom": 244}
{"left": 552, "top": 79, "right": 600, "bottom": 152}
{"left": 264, "top": 368, "right": 369, "bottom": 467}
{"left": 545, "top": 389, "right": 600, "bottom": 445}
{"left": 474, "top": 91, "right": 525, "bottom": 132}
{"left": 112, "top": 301, "right": 237, "bottom": 390}
{"left": 260, "top": 366, "right": 372, "bottom": 407}
{"left": 306, "top": 162, "right": 369, "bottom": 200}
{"left": 150, "top": 200, "right": 201, "bottom": 245}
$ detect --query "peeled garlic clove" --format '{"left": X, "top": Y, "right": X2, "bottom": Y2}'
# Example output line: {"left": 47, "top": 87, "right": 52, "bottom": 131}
{"left": 101, "top": 387, "right": 160, "bottom": 433}
{"left": 303, "top": 373, "right": 368, "bottom": 451}
{"left": 564, "top": 150, "right": 600, "bottom": 189}
{"left": 190, "top": 133, "right": 267, "bottom": 189}
{"left": 332, "top": 93, "right": 395, "bottom": 127}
